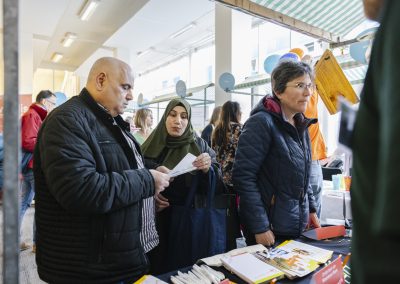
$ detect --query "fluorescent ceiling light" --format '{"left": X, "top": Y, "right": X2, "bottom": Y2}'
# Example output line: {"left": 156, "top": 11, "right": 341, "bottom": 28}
{"left": 51, "top": 52, "right": 63, "bottom": 63}
{"left": 78, "top": 0, "right": 100, "bottom": 21}
{"left": 137, "top": 48, "right": 152, "bottom": 58}
{"left": 61, "top": 32, "right": 77, "bottom": 47}
{"left": 169, "top": 23, "right": 196, "bottom": 39}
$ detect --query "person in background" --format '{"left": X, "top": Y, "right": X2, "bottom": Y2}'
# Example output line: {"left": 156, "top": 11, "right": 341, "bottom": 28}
{"left": 124, "top": 115, "right": 134, "bottom": 129}
{"left": 351, "top": 1, "right": 400, "bottom": 283}
{"left": 141, "top": 98, "right": 222, "bottom": 274}
{"left": 211, "top": 101, "right": 242, "bottom": 250}
{"left": 201, "top": 106, "right": 221, "bottom": 147}
{"left": 125, "top": 113, "right": 138, "bottom": 133}
{"left": 233, "top": 61, "right": 320, "bottom": 247}
{"left": 20, "top": 90, "right": 56, "bottom": 252}
{"left": 133, "top": 108, "right": 153, "bottom": 144}
{"left": 33, "top": 57, "right": 170, "bottom": 284}
{"left": 304, "top": 89, "right": 327, "bottom": 218}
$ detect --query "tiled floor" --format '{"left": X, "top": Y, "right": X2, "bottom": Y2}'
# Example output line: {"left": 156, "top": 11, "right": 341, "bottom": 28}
{"left": 0, "top": 205, "right": 44, "bottom": 284}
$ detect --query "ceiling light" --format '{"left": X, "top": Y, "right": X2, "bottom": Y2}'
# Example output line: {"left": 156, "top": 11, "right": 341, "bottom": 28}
{"left": 51, "top": 53, "right": 63, "bottom": 63}
{"left": 137, "top": 48, "right": 153, "bottom": 58}
{"left": 78, "top": 0, "right": 100, "bottom": 21}
{"left": 61, "top": 32, "right": 77, "bottom": 47}
{"left": 169, "top": 23, "right": 196, "bottom": 39}
{"left": 137, "top": 50, "right": 150, "bottom": 58}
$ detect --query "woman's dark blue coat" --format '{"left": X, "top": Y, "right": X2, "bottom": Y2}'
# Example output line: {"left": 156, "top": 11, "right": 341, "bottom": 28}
{"left": 232, "top": 96, "right": 317, "bottom": 238}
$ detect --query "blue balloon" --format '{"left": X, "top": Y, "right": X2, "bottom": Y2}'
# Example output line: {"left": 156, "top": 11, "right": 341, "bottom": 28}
{"left": 263, "top": 54, "right": 280, "bottom": 74}
{"left": 218, "top": 72, "right": 235, "bottom": 92}
{"left": 54, "top": 92, "right": 67, "bottom": 106}
{"left": 349, "top": 42, "right": 370, "bottom": 64}
{"left": 279, "top": 52, "right": 300, "bottom": 62}
{"left": 349, "top": 27, "right": 378, "bottom": 64}
{"left": 175, "top": 80, "right": 187, "bottom": 98}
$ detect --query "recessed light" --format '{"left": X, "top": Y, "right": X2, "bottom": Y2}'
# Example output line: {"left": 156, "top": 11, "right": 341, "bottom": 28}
{"left": 51, "top": 53, "right": 63, "bottom": 63}
{"left": 61, "top": 33, "right": 77, "bottom": 47}
{"left": 78, "top": 0, "right": 100, "bottom": 21}
{"left": 169, "top": 23, "right": 196, "bottom": 39}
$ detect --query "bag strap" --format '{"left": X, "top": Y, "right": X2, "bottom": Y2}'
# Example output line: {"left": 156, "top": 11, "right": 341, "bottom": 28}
{"left": 183, "top": 173, "right": 200, "bottom": 208}
{"left": 206, "top": 166, "right": 216, "bottom": 209}
{"left": 183, "top": 166, "right": 217, "bottom": 208}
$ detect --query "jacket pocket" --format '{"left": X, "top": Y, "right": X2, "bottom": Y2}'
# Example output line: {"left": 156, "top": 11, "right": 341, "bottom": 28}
{"left": 270, "top": 196, "right": 299, "bottom": 236}
{"left": 97, "top": 139, "right": 125, "bottom": 170}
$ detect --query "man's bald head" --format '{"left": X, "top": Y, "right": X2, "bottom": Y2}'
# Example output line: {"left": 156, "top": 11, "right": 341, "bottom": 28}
{"left": 86, "top": 57, "right": 134, "bottom": 117}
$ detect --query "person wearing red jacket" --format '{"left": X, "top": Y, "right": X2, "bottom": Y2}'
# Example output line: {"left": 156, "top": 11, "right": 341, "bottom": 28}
{"left": 20, "top": 90, "right": 56, "bottom": 252}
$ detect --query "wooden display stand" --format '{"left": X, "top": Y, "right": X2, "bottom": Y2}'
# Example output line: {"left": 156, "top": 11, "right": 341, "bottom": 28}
{"left": 315, "top": 49, "right": 359, "bottom": 114}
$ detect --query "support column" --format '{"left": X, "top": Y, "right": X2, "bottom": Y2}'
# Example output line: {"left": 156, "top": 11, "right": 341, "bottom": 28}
{"left": 215, "top": 4, "right": 232, "bottom": 106}
{"left": 214, "top": 4, "right": 253, "bottom": 107}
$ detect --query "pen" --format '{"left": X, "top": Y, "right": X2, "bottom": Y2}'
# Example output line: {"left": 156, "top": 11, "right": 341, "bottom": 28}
{"left": 342, "top": 253, "right": 351, "bottom": 267}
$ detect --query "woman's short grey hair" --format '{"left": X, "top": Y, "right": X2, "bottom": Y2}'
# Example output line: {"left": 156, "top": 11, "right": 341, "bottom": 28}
{"left": 271, "top": 61, "right": 313, "bottom": 98}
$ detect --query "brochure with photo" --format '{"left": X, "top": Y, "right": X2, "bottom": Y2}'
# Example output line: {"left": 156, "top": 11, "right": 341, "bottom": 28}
{"left": 276, "top": 240, "right": 333, "bottom": 264}
{"left": 254, "top": 248, "right": 319, "bottom": 279}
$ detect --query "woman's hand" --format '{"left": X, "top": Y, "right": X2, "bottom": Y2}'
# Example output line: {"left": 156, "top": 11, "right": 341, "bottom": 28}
{"left": 255, "top": 230, "right": 275, "bottom": 247}
{"left": 193, "top": 153, "right": 212, "bottom": 173}
{"left": 308, "top": 212, "right": 321, "bottom": 229}
{"left": 155, "top": 193, "right": 170, "bottom": 212}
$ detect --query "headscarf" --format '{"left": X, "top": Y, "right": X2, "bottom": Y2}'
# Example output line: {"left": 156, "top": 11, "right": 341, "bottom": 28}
{"left": 141, "top": 98, "right": 200, "bottom": 169}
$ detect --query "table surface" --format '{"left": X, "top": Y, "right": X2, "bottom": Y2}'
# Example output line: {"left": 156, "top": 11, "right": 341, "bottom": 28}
{"left": 157, "top": 236, "right": 351, "bottom": 284}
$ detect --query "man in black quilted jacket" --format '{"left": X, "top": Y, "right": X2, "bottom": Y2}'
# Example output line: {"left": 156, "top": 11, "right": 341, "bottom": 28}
{"left": 33, "top": 57, "right": 170, "bottom": 284}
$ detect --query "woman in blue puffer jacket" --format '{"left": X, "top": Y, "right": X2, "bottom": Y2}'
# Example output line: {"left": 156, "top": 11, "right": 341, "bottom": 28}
{"left": 232, "top": 61, "right": 320, "bottom": 247}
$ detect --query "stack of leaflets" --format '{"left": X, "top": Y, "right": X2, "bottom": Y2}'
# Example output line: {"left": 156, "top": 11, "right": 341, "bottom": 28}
{"left": 202, "top": 241, "right": 333, "bottom": 283}
{"left": 221, "top": 252, "right": 284, "bottom": 284}
{"left": 199, "top": 244, "right": 268, "bottom": 267}
{"left": 254, "top": 240, "right": 333, "bottom": 279}
{"left": 254, "top": 248, "right": 318, "bottom": 279}
{"left": 276, "top": 240, "right": 333, "bottom": 264}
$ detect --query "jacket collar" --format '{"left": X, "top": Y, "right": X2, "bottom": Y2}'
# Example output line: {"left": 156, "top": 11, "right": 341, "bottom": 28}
{"left": 79, "top": 88, "right": 130, "bottom": 132}
{"left": 79, "top": 88, "right": 141, "bottom": 169}
{"left": 29, "top": 103, "right": 48, "bottom": 121}
{"left": 262, "top": 96, "right": 317, "bottom": 132}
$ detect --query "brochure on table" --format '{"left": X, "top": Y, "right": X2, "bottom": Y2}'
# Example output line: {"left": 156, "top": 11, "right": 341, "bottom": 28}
{"left": 201, "top": 241, "right": 334, "bottom": 283}
{"left": 221, "top": 252, "right": 284, "bottom": 283}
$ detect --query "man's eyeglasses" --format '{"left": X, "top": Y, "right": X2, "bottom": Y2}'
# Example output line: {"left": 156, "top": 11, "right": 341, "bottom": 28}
{"left": 286, "top": 82, "right": 315, "bottom": 92}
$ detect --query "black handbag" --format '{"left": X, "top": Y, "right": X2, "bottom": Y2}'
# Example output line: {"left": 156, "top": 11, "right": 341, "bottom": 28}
{"left": 166, "top": 166, "right": 227, "bottom": 270}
